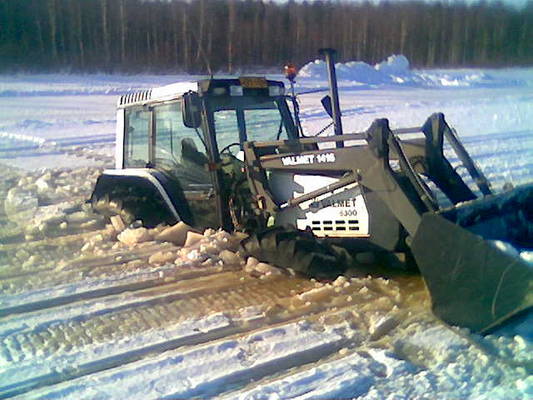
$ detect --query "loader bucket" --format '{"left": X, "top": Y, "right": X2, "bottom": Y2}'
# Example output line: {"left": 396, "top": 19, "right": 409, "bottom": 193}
{"left": 410, "top": 184, "right": 533, "bottom": 333}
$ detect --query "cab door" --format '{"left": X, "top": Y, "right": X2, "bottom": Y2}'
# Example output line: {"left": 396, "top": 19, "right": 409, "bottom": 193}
{"left": 152, "top": 102, "right": 219, "bottom": 229}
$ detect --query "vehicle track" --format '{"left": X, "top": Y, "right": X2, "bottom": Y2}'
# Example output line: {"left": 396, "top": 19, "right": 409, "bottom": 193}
{"left": 0, "top": 239, "right": 410, "bottom": 399}
{"left": 5, "top": 279, "right": 407, "bottom": 400}
{"left": 0, "top": 241, "right": 176, "bottom": 295}
{"left": 0, "top": 270, "right": 310, "bottom": 396}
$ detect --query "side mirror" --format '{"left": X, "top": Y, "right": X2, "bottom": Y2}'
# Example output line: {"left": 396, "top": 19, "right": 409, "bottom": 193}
{"left": 182, "top": 91, "right": 202, "bottom": 128}
{"left": 321, "top": 95, "right": 333, "bottom": 118}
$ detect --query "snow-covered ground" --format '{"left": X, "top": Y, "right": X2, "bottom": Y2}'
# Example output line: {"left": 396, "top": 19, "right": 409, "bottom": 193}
{"left": 0, "top": 57, "right": 532, "bottom": 399}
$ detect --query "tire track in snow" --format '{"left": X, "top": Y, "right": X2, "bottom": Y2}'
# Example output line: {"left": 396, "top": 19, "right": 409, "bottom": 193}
{"left": 218, "top": 347, "right": 405, "bottom": 400}
{"left": 1, "top": 273, "right": 406, "bottom": 399}
{"left": 0, "top": 226, "right": 111, "bottom": 266}
{"left": 8, "top": 305, "right": 384, "bottom": 400}
{"left": 0, "top": 241, "right": 174, "bottom": 289}
{"left": 0, "top": 269, "right": 243, "bottom": 337}
{"left": 0, "top": 241, "right": 183, "bottom": 307}
{"left": 0, "top": 274, "right": 312, "bottom": 397}
{"left": 0, "top": 130, "right": 115, "bottom": 170}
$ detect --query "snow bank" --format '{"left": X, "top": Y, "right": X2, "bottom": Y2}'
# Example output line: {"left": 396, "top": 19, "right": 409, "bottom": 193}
{"left": 520, "top": 251, "right": 533, "bottom": 264}
{"left": 298, "top": 54, "right": 527, "bottom": 88}
{"left": 374, "top": 55, "right": 410, "bottom": 74}
{"left": 298, "top": 56, "right": 406, "bottom": 83}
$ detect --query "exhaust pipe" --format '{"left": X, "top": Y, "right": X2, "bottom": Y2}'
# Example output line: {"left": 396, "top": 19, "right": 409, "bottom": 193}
{"left": 319, "top": 48, "right": 343, "bottom": 148}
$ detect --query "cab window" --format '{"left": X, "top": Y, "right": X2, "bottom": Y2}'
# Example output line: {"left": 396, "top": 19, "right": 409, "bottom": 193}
{"left": 244, "top": 108, "right": 288, "bottom": 142}
{"left": 213, "top": 110, "right": 239, "bottom": 154}
{"left": 124, "top": 109, "right": 150, "bottom": 167}
{"left": 213, "top": 98, "right": 291, "bottom": 155}
{"left": 153, "top": 102, "right": 210, "bottom": 187}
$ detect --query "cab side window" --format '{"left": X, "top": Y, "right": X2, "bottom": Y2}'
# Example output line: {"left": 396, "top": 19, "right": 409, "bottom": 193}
{"left": 124, "top": 109, "right": 150, "bottom": 168}
{"left": 154, "top": 102, "right": 210, "bottom": 186}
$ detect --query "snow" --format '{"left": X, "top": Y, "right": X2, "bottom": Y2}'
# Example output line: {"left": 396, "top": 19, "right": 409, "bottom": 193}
{"left": 490, "top": 240, "right": 533, "bottom": 265}
{"left": 374, "top": 55, "right": 410, "bottom": 75}
{"left": 1, "top": 313, "right": 233, "bottom": 394}
{"left": 298, "top": 54, "right": 529, "bottom": 89}
{"left": 0, "top": 57, "right": 532, "bottom": 399}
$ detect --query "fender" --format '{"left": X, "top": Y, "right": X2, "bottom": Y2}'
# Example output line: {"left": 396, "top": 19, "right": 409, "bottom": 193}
{"left": 91, "top": 168, "right": 192, "bottom": 227}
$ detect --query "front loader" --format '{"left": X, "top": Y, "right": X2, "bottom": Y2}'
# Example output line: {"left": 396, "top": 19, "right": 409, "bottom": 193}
{"left": 91, "top": 49, "right": 532, "bottom": 333}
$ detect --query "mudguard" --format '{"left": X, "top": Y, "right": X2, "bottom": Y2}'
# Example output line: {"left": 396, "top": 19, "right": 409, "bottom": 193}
{"left": 91, "top": 169, "right": 188, "bottom": 227}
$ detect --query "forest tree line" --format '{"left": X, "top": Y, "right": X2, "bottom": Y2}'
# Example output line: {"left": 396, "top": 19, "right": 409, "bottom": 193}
{"left": 1, "top": 0, "right": 532, "bottom": 73}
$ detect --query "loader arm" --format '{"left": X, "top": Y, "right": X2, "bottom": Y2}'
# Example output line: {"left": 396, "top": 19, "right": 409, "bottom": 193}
{"left": 243, "top": 118, "right": 435, "bottom": 237}
{"left": 243, "top": 116, "right": 532, "bottom": 333}
{"left": 387, "top": 113, "right": 491, "bottom": 205}
{"left": 243, "top": 113, "right": 489, "bottom": 232}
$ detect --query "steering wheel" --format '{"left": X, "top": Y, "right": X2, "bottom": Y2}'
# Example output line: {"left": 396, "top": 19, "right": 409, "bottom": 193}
{"left": 219, "top": 142, "right": 241, "bottom": 158}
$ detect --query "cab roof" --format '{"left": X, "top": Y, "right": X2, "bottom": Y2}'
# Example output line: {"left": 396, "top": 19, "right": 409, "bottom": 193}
{"left": 118, "top": 77, "right": 285, "bottom": 107}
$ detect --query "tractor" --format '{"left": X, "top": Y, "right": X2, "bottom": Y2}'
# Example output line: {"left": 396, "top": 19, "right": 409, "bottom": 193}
{"left": 92, "top": 49, "right": 532, "bottom": 333}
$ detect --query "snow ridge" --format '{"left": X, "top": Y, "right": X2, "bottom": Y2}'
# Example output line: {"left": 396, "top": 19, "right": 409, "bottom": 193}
{"left": 298, "top": 55, "right": 531, "bottom": 88}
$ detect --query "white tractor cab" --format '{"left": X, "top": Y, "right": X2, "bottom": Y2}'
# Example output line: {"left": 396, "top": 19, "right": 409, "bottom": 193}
{"left": 93, "top": 77, "right": 297, "bottom": 230}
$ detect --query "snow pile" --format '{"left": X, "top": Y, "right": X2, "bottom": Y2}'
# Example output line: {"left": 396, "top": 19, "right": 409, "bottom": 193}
{"left": 105, "top": 219, "right": 250, "bottom": 274}
{"left": 520, "top": 251, "right": 533, "bottom": 264}
{"left": 374, "top": 54, "right": 410, "bottom": 74}
{"left": 298, "top": 54, "right": 525, "bottom": 88}
{"left": 416, "top": 70, "right": 494, "bottom": 87}
{"left": 298, "top": 56, "right": 406, "bottom": 84}
{"left": 3, "top": 167, "right": 104, "bottom": 239}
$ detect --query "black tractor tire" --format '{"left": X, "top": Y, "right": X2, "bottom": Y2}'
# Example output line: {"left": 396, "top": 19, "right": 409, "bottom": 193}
{"left": 91, "top": 194, "right": 135, "bottom": 226}
{"left": 91, "top": 191, "right": 174, "bottom": 228}
{"left": 240, "top": 227, "right": 352, "bottom": 279}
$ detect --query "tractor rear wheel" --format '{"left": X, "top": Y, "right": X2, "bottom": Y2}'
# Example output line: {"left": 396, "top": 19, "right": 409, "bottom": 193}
{"left": 91, "top": 194, "right": 135, "bottom": 226}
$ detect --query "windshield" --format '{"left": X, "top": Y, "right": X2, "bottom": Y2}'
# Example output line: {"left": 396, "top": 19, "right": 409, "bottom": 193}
{"left": 211, "top": 97, "right": 295, "bottom": 153}
{"left": 244, "top": 108, "right": 286, "bottom": 141}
